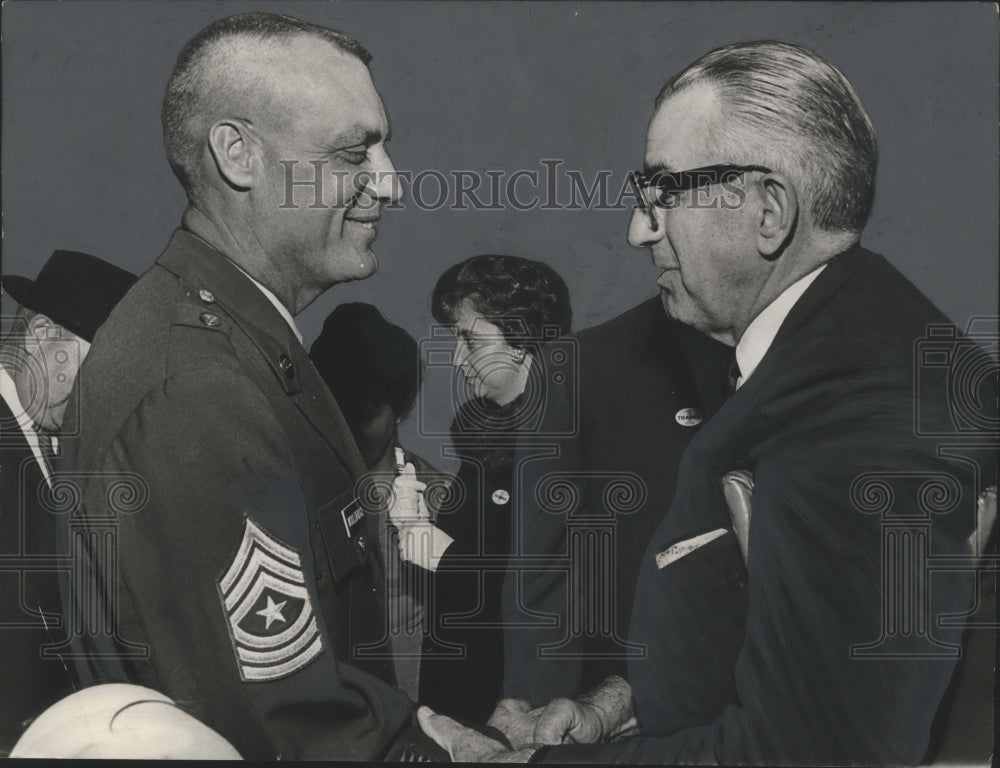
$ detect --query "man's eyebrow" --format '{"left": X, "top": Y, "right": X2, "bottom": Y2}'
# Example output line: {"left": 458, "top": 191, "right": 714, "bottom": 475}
{"left": 329, "top": 127, "right": 385, "bottom": 148}
{"left": 643, "top": 161, "right": 674, "bottom": 176}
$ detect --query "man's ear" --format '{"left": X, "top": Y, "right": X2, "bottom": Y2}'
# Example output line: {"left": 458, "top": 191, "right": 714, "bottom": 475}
{"left": 756, "top": 172, "right": 798, "bottom": 259}
{"left": 206, "top": 119, "right": 259, "bottom": 190}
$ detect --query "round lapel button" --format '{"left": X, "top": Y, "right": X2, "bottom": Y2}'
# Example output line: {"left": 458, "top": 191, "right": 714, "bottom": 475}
{"left": 675, "top": 407, "right": 703, "bottom": 427}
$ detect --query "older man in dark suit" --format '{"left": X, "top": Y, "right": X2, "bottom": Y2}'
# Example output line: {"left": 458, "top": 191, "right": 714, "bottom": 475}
{"left": 420, "top": 40, "right": 995, "bottom": 765}
{"left": 0, "top": 250, "right": 135, "bottom": 752}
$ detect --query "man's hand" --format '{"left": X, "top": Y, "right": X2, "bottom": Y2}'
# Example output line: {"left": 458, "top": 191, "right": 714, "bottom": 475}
{"left": 487, "top": 699, "right": 544, "bottom": 749}
{"left": 533, "top": 675, "right": 637, "bottom": 745}
{"left": 533, "top": 697, "right": 605, "bottom": 745}
{"left": 418, "top": 706, "right": 538, "bottom": 763}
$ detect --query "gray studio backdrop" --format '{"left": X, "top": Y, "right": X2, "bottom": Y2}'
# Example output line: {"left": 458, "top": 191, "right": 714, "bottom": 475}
{"left": 3, "top": 1, "right": 998, "bottom": 466}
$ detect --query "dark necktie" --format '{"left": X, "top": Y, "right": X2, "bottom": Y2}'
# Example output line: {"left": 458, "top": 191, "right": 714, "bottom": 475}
{"left": 726, "top": 349, "right": 741, "bottom": 397}
{"left": 36, "top": 431, "right": 56, "bottom": 476}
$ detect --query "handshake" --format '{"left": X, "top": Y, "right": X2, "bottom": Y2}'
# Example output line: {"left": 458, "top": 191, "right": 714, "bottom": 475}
{"left": 388, "top": 461, "right": 454, "bottom": 571}
{"left": 418, "top": 676, "right": 639, "bottom": 762}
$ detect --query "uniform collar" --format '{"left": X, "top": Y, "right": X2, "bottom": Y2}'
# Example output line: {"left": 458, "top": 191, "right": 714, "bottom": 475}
{"left": 156, "top": 229, "right": 305, "bottom": 396}
{"left": 155, "top": 228, "right": 368, "bottom": 481}
{"left": 231, "top": 263, "right": 303, "bottom": 346}
{"left": 156, "top": 228, "right": 305, "bottom": 344}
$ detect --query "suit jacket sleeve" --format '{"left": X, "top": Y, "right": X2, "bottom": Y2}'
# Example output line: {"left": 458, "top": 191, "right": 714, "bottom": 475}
{"left": 543, "top": 339, "right": 981, "bottom": 765}
{"left": 69, "top": 364, "right": 409, "bottom": 760}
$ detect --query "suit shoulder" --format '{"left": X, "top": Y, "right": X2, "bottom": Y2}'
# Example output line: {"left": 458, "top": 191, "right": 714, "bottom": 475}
{"left": 576, "top": 297, "right": 664, "bottom": 347}
{"left": 831, "top": 251, "right": 952, "bottom": 335}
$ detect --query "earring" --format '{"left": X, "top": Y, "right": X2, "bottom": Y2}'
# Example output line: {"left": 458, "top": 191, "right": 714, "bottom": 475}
{"left": 511, "top": 348, "right": 526, "bottom": 364}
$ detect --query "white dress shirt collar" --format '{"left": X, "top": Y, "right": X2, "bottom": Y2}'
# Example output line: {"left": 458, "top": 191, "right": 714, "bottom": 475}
{"left": 0, "top": 364, "right": 55, "bottom": 488}
{"left": 231, "top": 264, "right": 303, "bottom": 346}
{"left": 734, "top": 264, "right": 827, "bottom": 389}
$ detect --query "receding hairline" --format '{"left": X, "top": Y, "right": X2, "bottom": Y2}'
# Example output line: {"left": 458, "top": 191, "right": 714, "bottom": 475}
{"left": 197, "top": 31, "right": 371, "bottom": 113}
{"left": 189, "top": 32, "right": 382, "bottom": 186}
{"left": 645, "top": 81, "right": 735, "bottom": 171}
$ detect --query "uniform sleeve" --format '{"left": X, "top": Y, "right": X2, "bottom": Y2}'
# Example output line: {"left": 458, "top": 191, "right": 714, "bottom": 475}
{"left": 68, "top": 365, "right": 410, "bottom": 760}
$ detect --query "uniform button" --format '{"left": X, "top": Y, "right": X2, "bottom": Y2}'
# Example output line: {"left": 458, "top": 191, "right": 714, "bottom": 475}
{"left": 198, "top": 289, "right": 215, "bottom": 304}
{"left": 200, "top": 312, "right": 222, "bottom": 327}
{"left": 278, "top": 354, "right": 295, "bottom": 379}
{"left": 314, "top": 570, "right": 323, "bottom": 582}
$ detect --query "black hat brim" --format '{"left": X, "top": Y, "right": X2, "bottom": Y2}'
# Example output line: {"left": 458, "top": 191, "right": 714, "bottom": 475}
{"left": 1, "top": 276, "right": 36, "bottom": 311}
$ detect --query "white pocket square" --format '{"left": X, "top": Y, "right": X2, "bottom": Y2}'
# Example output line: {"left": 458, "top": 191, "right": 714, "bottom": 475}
{"left": 655, "top": 528, "right": 728, "bottom": 569}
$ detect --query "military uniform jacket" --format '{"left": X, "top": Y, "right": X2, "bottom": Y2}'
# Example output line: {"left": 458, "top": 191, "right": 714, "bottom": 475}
{"left": 60, "top": 229, "right": 411, "bottom": 760}
{"left": 543, "top": 247, "right": 989, "bottom": 765}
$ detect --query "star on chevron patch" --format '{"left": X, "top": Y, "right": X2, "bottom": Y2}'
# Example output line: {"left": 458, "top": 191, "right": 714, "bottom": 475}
{"left": 218, "top": 518, "right": 324, "bottom": 682}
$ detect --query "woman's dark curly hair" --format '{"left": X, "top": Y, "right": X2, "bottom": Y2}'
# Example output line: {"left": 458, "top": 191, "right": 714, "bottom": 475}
{"left": 431, "top": 255, "right": 572, "bottom": 347}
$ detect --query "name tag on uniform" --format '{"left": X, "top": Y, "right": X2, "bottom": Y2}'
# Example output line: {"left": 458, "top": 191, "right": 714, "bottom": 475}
{"left": 340, "top": 497, "right": 364, "bottom": 539}
{"left": 655, "top": 528, "right": 727, "bottom": 569}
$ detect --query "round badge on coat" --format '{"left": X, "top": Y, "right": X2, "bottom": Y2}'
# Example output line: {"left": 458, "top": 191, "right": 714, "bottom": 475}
{"left": 491, "top": 489, "right": 510, "bottom": 505}
{"left": 674, "top": 407, "right": 703, "bottom": 427}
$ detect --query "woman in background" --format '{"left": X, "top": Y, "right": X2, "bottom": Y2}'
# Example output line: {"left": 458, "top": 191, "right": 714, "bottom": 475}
{"left": 392, "top": 254, "right": 572, "bottom": 723}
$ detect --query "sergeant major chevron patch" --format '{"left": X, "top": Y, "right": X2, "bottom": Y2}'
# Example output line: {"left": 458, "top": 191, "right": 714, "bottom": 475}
{"left": 218, "top": 518, "right": 324, "bottom": 682}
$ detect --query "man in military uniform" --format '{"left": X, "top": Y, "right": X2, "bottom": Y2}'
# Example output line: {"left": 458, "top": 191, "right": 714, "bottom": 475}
{"left": 61, "top": 13, "right": 441, "bottom": 761}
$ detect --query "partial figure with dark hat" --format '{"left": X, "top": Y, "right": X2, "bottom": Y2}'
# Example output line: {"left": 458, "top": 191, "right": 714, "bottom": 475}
{"left": 0, "top": 250, "right": 136, "bottom": 754}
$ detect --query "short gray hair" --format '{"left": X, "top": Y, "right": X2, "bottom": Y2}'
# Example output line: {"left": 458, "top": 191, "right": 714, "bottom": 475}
{"left": 161, "top": 12, "right": 371, "bottom": 201}
{"left": 658, "top": 41, "right": 877, "bottom": 234}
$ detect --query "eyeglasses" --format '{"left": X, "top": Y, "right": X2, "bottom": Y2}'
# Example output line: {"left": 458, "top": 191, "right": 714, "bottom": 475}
{"left": 629, "top": 164, "right": 772, "bottom": 210}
